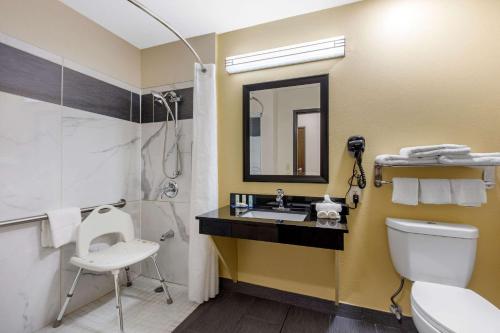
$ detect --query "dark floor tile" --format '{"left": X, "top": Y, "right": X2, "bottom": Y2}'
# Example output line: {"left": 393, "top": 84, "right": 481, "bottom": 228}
{"left": 176, "top": 292, "right": 256, "bottom": 333}
{"left": 335, "top": 303, "right": 365, "bottom": 320}
{"left": 281, "top": 306, "right": 333, "bottom": 333}
{"left": 400, "top": 319, "right": 418, "bottom": 333}
{"left": 235, "top": 316, "right": 282, "bottom": 333}
{"left": 173, "top": 292, "right": 230, "bottom": 332}
{"left": 362, "top": 308, "right": 403, "bottom": 328}
{"left": 332, "top": 316, "right": 376, "bottom": 333}
{"left": 375, "top": 323, "right": 402, "bottom": 333}
{"left": 244, "top": 297, "right": 289, "bottom": 324}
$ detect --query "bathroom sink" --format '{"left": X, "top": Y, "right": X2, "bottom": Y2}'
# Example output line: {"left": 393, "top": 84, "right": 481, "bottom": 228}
{"left": 240, "top": 210, "right": 307, "bottom": 222}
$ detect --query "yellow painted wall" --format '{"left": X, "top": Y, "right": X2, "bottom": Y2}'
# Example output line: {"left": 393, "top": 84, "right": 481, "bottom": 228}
{"left": 141, "top": 33, "right": 216, "bottom": 88}
{"left": 216, "top": 0, "right": 500, "bottom": 313}
{"left": 0, "top": 0, "right": 141, "bottom": 87}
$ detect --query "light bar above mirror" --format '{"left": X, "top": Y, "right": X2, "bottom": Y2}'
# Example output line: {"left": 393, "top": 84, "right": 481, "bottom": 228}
{"left": 225, "top": 36, "right": 345, "bottom": 74}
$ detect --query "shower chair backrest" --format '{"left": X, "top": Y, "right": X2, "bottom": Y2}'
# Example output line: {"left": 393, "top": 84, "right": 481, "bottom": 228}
{"left": 75, "top": 205, "right": 135, "bottom": 258}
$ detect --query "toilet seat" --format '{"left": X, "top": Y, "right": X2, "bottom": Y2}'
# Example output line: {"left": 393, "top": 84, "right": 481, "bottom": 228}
{"left": 411, "top": 281, "right": 500, "bottom": 333}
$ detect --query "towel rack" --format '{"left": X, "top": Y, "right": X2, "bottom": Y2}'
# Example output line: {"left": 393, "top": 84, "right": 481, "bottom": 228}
{"left": 0, "top": 199, "right": 127, "bottom": 228}
{"left": 374, "top": 164, "right": 497, "bottom": 189}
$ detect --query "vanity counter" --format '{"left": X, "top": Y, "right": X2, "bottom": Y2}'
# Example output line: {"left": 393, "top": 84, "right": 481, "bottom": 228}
{"left": 197, "top": 205, "right": 348, "bottom": 250}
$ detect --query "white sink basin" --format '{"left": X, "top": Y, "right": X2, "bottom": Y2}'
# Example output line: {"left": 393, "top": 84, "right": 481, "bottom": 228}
{"left": 240, "top": 210, "right": 307, "bottom": 222}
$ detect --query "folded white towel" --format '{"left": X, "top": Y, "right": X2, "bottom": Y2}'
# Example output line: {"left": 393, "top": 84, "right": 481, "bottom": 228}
{"left": 405, "top": 147, "right": 471, "bottom": 158}
{"left": 400, "top": 144, "right": 469, "bottom": 157}
{"left": 375, "top": 154, "right": 438, "bottom": 166}
{"left": 392, "top": 178, "right": 419, "bottom": 205}
{"left": 438, "top": 153, "right": 500, "bottom": 166}
{"left": 451, "top": 179, "right": 487, "bottom": 207}
{"left": 41, "top": 207, "right": 81, "bottom": 248}
{"left": 419, "top": 179, "right": 452, "bottom": 204}
{"left": 316, "top": 202, "right": 342, "bottom": 213}
{"left": 327, "top": 211, "right": 340, "bottom": 220}
{"left": 317, "top": 211, "right": 329, "bottom": 219}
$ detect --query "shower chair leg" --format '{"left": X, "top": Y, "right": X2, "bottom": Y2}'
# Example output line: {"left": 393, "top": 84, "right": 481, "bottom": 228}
{"left": 150, "top": 254, "right": 173, "bottom": 304}
{"left": 113, "top": 270, "right": 124, "bottom": 332}
{"left": 124, "top": 266, "right": 132, "bottom": 287}
{"left": 53, "top": 268, "right": 83, "bottom": 328}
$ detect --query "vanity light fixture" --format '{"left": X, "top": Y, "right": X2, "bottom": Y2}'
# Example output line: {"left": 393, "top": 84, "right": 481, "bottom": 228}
{"left": 225, "top": 36, "right": 345, "bottom": 74}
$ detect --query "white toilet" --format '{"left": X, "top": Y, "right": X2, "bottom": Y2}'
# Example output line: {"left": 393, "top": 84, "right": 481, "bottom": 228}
{"left": 386, "top": 217, "right": 500, "bottom": 333}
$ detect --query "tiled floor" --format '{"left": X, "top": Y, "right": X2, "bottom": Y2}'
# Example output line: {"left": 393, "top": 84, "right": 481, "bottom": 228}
{"left": 37, "top": 277, "right": 418, "bottom": 333}
{"left": 38, "top": 277, "right": 198, "bottom": 333}
{"left": 174, "top": 291, "right": 419, "bottom": 333}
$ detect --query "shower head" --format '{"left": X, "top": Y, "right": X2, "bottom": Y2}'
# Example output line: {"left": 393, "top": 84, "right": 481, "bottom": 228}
{"left": 152, "top": 91, "right": 175, "bottom": 122}
{"left": 250, "top": 96, "right": 264, "bottom": 117}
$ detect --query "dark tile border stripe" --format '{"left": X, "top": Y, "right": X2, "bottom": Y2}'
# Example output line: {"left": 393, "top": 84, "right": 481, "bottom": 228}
{"left": 141, "top": 93, "right": 154, "bottom": 123}
{"left": 62, "top": 68, "right": 131, "bottom": 121}
{"left": 0, "top": 42, "right": 62, "bottom": 104}
{"left": 131, "top": 92, "right": 141, "bottom": 123}
{"left": 220, "top": 278, "right": 416, "bottom": 331}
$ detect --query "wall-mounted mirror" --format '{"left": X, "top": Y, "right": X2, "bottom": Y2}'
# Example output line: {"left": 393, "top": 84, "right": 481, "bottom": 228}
{"left": 243, "top": 74, "right": 329, "bottom": 183}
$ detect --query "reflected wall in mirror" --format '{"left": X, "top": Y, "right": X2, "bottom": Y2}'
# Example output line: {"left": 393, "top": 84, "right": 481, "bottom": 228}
{"left": 243, "top": 75, "right": 328, "bottom": 183}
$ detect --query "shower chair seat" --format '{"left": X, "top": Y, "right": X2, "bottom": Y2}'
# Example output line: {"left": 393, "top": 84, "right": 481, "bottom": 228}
{"left": 70, "top": 238, "right": 159, "bottom": 272}
{"left": 53, "top": 205, "right": 173, "bottom": 332}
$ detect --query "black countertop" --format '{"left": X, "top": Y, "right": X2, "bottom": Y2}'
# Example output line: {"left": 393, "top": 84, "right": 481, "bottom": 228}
{"left": 196, "top": 205, "right": 348, "bottom": 250}
{"left": 197, "top": 205, "right": 348, "bottom": 232}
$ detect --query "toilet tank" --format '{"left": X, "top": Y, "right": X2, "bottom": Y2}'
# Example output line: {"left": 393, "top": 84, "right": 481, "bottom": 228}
{"left": 386, "top": 218, "right": 478, "bottom": 287}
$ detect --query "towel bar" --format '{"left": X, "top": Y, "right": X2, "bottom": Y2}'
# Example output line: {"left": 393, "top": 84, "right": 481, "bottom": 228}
{"left": 0, "top": 199, "right": 127, "bottom": 228}
{"left": 374, "top": 164, "right": 496, "bottom": 189}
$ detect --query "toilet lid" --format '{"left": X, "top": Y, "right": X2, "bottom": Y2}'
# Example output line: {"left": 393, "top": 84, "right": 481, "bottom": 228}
{"left": 412, "top": 281, "right": 500, "bottom": 333}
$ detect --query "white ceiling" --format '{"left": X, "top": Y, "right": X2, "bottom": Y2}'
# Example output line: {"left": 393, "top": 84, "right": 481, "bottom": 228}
{"left": 61, "top": 0, "right": 361, "bottom": 49}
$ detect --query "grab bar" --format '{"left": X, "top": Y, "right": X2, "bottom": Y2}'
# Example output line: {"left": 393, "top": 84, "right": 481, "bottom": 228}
{"left": 0, "top": 199, "right": 127, "bottom": 228}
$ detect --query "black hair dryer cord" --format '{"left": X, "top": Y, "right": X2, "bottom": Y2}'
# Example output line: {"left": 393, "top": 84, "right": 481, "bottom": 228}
{"left": 355, "top": 152, "right": 366, "bottom": 189}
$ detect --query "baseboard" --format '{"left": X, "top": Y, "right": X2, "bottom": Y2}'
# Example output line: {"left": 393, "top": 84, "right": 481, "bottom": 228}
{"left": 220, "top": 278, "right": 415, "bottom": 330}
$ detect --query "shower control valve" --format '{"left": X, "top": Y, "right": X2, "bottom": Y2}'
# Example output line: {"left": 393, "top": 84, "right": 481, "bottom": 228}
{"left": 160, "top": 180, "right": 179, "bottom": 199}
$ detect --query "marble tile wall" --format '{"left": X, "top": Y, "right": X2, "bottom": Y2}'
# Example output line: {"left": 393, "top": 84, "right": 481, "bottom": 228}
{"left": 0, "top": 34, "right": 142, "bottom": 332}
{"left": 140, "top": 85, "right": 193, "bottom": 286}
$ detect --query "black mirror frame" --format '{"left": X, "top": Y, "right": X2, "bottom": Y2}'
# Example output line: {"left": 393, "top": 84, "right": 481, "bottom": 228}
{"left": 243, "top": 74, "right": 329, "bottom": 183}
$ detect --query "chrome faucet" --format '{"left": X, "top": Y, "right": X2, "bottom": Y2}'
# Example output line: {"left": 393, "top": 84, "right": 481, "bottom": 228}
{"left": 275, "top": 189, "right": 285, "bottom": 210}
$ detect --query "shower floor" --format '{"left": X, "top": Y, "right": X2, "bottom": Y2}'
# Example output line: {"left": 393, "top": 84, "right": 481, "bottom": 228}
{"left": 38, "top": 277, "right": 198, "bottom": 333}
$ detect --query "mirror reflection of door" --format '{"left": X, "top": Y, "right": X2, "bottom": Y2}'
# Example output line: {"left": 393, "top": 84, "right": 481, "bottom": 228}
{"left": 293, "top": 109, "right": 320, "bottom": 176}
{"left": 296, "top": 127, "right": 306, "bottom": 175}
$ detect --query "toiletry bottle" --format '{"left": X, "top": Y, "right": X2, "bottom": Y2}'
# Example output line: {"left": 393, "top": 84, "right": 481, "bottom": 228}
{"left": 248, "top": 195, "right": 254, "bottom": 208}
{"left": 235, "top": 194, "right": 240, "bottom": 207}
{"left": 242, "top": 195, "right": 247, "bottom": 205}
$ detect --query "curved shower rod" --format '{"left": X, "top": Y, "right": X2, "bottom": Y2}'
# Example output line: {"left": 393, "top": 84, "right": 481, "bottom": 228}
{"left": 126, "top": 0, "right": 207, "bottom": 73}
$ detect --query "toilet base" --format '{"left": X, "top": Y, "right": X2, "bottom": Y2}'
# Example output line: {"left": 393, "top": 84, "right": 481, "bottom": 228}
{"left": 412, "top": 304, "right": 441, "bottom": 333}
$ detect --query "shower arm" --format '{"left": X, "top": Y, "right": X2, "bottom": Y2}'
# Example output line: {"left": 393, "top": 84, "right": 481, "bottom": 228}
{"left": 126, "top": 0, "right": 207, "bottom": 73}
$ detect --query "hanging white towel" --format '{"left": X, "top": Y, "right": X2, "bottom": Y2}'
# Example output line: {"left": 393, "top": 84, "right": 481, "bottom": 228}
{"left": 419, "top": 179, "right": 452, "bottom": 204}
{"left": 41, "top": 207, "right": 81, "bottom": 248}
{"left": 450, "top": 179, "right": 487, "bottom": 207}
{"left": 375, "top": 154, "right": 438, "bottom": 166}
{"left": 392, "top": 178, "right": 419, "bottom": 205}
{"left": 400, "top": 144, "right": 469, "bottom": 157}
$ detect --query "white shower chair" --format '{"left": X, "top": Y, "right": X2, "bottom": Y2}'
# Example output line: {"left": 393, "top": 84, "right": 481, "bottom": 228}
{"left": 53, "top": 205, "right": 173, "bottom": 332}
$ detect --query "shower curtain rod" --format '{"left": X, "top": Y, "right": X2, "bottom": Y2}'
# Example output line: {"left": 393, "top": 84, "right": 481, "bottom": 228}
{"left": 126, "top": 0, "right": 207, "bottom": 73}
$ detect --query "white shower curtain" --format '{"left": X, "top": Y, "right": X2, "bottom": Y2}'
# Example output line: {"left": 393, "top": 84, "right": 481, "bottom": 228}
{"left": 188, "top": 63, "right": 219, "bottom": 303}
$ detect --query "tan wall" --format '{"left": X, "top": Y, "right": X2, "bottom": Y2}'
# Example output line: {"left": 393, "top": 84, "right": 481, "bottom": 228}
{"left": 0, "top": 0, "right": 141, "bottom": 87}
{"left": 217, "top": 0, "right": 500, "bottom": 313}
{"left": 141, "top": 33, "right": 216, "bottom": 88}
